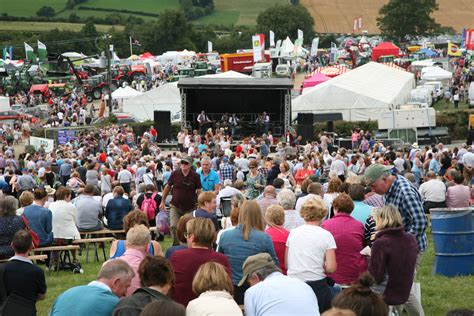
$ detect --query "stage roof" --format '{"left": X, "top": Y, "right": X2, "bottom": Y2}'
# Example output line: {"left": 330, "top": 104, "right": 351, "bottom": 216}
{"left": 178, "top": 78, "right": 293, "bottom": 89}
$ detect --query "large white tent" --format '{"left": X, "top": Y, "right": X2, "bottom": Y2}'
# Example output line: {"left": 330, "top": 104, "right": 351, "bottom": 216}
{"left": 200, "top": 70, "right": 251, "bottom": 79}
{"left": 123, "top": 82, "right": 181, "bottom": 121}
{"left": 112, "top": 86, "right": 142, "bottom": 100}
{"left": 293, "top": 62, "right": 415, "bottom": 121}
{"left": 421, "top": 66, "right": 452, "bottom": 81}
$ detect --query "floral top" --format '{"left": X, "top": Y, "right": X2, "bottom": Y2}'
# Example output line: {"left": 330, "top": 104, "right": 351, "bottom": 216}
{"left": 245, "top": 172, "right": 265, "bottom": 199}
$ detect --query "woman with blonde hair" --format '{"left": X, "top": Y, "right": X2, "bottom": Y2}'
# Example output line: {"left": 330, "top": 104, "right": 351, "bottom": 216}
{"left": 369, "top": 205, "right": 420, "bottom": 313}
{"left": 218, "top": 200, "right": 278, "bottom": 305}
{"left": 187, "top": 262, "right": 242, "bottom": 316}
{"left": 16, "top": 191, "right": 34, "bottom": 216}
{"left": 265, "top": 205, "right": 289, "bottom": 274}
{"left": 285, "top": 198, "right": 337, "bottom": 313}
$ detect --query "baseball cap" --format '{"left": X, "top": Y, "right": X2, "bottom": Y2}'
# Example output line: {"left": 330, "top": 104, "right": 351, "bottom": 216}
{"left": 238, "top": 253, "right": 277, "bottom": 287}
{"left": 180, "top": 156, "right": 193, "bottom": 165}
{"left": 364, "top": 164, "right": 393, "bottom": 186}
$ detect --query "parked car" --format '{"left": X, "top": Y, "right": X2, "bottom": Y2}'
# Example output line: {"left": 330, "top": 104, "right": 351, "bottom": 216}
{"left": 0, "top": 110, "right": 24, "bottom": 121}
{"left": 275, "top": 64, "right": 291, "bottom": 78}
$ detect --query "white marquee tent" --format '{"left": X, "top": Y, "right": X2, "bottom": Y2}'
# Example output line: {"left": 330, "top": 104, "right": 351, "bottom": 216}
{"left": 123, "top": 82, "right": 181, "bottom": 121}
{"left": 293, "top": 62, "right": 415, "bottom": 121}
{"left": 420, "top": 66, "right": 452, "bottom": 81}
{"left": 112, "top": 86, "right": 142, "bottom": 100}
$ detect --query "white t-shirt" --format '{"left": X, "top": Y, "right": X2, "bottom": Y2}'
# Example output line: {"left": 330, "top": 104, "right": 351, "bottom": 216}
{"left": 286, "top": 224, "right": 337, "bottom": 282}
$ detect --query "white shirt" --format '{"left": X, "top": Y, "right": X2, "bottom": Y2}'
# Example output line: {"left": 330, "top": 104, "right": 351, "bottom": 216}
{"left": 244, "top": 272, "right": 320, "bottom": 316}
{"left": 295, "top": 194, "right": 325, "bottom": 212}
{"left": 216, "top": 186, "right": 241, "bottom": 208}
{"left": 118, "top": 169, "right": 133, "bottom": 183}
{"left": 143, "top": 172, "right": 154, "bottom": 185}
{"left": 330, "top": 159, "right": 346, "bottom": 176}
{"left": 283, "top": 210, "right": 305, "bottom": 231}
{"left": 188, "top": 291, "right": 242, "bottom": 316}
{"left": 462, "top": 152, "right": 474, "bottom": 168}
{"left": 49, "top": 200, "right": 81, "bottom": 240}
{"left": 286, "top": 225, "right": 336, "bottom": 282}
{"left": 102, "top": 192, "right": 129, "bottom": 208}
{"left": 393, "top": 158, "right": 405, "bottom": 173}
{"left": 418, "top": 179, "right": 446, "bottom": 203}
{"left": 234, "top": 158, "right": 249, "bottom": 172}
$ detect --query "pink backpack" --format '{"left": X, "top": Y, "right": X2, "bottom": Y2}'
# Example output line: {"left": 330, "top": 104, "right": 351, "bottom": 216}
{"left": 141, "top": 192, "right": 157, "bottom": 220}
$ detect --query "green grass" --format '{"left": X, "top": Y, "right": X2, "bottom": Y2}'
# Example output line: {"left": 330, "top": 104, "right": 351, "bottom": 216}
{"left": 0, "top": 21, "right": 123, "bottom": 32}
{"left": 1, "top": 0, "right": 67, "bottom": 17}
{"left": 193, "top": 10, "right": 240, "bottom": 26}
{"left": 79, "top": 0, "right": 179, "bottom": 13}
{"left": 34, "top": 233, "right": 474, "bottom": 316}
{"left": 433, "top": 97, "right": 469, "bottom": 112}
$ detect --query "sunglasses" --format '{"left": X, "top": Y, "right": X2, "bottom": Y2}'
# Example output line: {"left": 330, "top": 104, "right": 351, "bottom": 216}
{"left": 181, "top": 161, "right": 190, "bottom": 165}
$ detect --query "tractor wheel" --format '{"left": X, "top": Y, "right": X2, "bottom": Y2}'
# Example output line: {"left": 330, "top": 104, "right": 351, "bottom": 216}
{"left": 92, "top": 88, "right": 102, "bottom": 100}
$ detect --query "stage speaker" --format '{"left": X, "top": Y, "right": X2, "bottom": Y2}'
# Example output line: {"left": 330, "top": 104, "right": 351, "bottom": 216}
{"left": 297, "top": 113, "right": 314, "bottom": 125}
{"left": 297, "top": 125, "right": 314, "bottom": 142}
{"left": 154, "top": 111, "right": 171, "bottom": 142}
{"left": 327, "top": 121, "right": 334, "bottom": 133}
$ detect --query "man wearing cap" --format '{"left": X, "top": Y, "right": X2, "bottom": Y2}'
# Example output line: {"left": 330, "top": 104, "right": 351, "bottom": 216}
{"left": 159, "top": 156, "right": 201, "bottom": 245}
{"left": 197, "top": 157, "right": 220, "bottom": 193}
{"left": 16, "top": 168, "right": 37, "bottom": 194}
{"left": 364, "top": 164, "right": 427, "bottom": 253}
{"left": 240, "top": 253, "right": 320, "bottom": 316}
{"left": 365, "top": 163, "right": 427, "bottom": 316}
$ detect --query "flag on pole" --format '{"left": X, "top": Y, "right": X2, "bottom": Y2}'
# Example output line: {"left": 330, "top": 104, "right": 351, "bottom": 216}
{"left": 447, "top": 42, "right": 461, "bottom": 56}
{"left": 330, "top": 42, "right": 338, "bottom": 63}
{"left": 358, "top": 16, "right": 362, "bottom": 29}
{"left": 297, "top": 29, "right": 303, "bottom": 41}
{"left": 24, "top": 43, "right": 36, "bottom": 61}
{"left": 207, "top": 41, "right": 213, "bottom": 53}
{"left": 269, "top": 30, "right": 275, "bottom": 47}
{"left": 252, "top": 34, "right": 265, "bottom": 62}
{"left": 8, "top": 47, "right": 12, "bottom": 60}
{"left": 38, "top": 40, "right": 47, "bottom": 61}
{"left": 2, "top": 48, "right": 10, "bottom": 60}
{"left": 310, "top": 37, "right": 319, "bottom": 56}
{"left": 353, "top": 18, "right": 357, "bottom": 32}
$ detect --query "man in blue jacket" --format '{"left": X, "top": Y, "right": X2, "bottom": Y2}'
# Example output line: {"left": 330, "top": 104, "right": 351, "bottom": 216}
{"left": 23, "top": 188, "right": 53, "bottom": 247}
{"left": 105, "top": 186, "right": 133, "bottom": 230}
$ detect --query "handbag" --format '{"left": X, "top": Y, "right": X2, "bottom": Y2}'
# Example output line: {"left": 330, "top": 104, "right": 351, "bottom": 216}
{"left": 21, "top": 216, "right": 40, "bottom": 249}
{"left": 155, "top": 209, "right": 170, "bottom": 235}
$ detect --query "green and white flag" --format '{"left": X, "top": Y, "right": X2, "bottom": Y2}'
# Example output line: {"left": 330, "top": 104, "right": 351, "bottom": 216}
{"left": 38, "top": 40, "right": 47, "bottom": 61}
{"left": 24, "top": 42, "right": 36, "bottom": 61}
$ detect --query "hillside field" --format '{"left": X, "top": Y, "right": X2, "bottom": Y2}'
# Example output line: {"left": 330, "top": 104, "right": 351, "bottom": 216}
{"left": 300, "top": 0, "right": 474, "bottom": 33}
{"left": 1, "top": 0, "right": 286, "bottom": 26}
{"left": 0, "top": 21, "right": 123, "bottom": 32}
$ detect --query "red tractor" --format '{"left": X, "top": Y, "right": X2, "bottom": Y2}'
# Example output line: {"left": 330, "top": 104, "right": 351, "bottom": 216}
{"left": 111, "top": 64, "right": 147, "bottom": 89}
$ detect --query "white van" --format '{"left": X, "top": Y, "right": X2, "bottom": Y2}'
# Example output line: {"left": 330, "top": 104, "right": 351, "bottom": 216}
{"left": 275, "top": 64, "right": 291, "bottom": 78}
{"left": 252, "top": 62, "right": 272, "bottom": 78}
{"left": 409, "top": 88, "right": 432, "bottom": 107}
{"left": 469, "top": 84, "right": 474, "bottom": 108}
{"left": 418, "top": 84, "right": 437, "bottom": 101}
{"left": 423, "top": 81, "right": 444, "bottom": 99}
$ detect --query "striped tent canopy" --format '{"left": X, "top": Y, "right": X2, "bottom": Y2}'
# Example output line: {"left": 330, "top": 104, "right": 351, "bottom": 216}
{"left": 380, "top": 62, "right": 407, "bottom": 71}
{"left": 313, "top": 65, "right": 351, "bottom": 77}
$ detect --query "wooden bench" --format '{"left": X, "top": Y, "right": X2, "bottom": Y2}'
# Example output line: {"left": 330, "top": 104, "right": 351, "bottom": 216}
{"left": 80, "top": 227, "right": 157, "bottom": 239}
{"left": 73, "top": 237, "right": 115, "bottom": 263}
{"left": 0, "top": 254, "right": 48, "bottom": 263}
{"left": 33, "top": 245, "right": 80, "bottom": 275}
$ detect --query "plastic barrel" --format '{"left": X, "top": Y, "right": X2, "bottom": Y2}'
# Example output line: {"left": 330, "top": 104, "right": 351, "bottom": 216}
{"left": 430, "top": 208, "right": 474, "bottom": 277}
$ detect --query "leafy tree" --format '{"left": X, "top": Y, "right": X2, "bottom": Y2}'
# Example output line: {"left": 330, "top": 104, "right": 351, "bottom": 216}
{"left": 256, "top": 5, "right": 314, "bottom": 45}
{"left": 68, "top": 13, "right": 80, "bottom": 23}
{"left": 377, "top": 0, "right": 441, "bottom": 41}
{"left": 36, "top": 6, "right": 56, "bottom": 17}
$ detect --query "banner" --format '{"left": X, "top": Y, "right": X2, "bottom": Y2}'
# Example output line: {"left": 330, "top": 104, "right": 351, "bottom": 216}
{"left": 353, "top": 18, "right": 358, "bottom": 32}
{"left": 269, "top": 30, "right": 275, "bottom": 47}
{"left": 57, "top": 130, "right": 76, "bottom": 145}
{"left": 29, "top": 136, "right": 54, "bottom": 153}
{"left": 2, "top": 48, "right": 9, "bottom": 60}
{"left": 461, "top": 28, "right": 466, "bottom": 48}
{"left": 310, "top": 37, "right": 319, "bottom": 56}
{"left": 466, "top": 29, "right": 474, "bottom": 50}
{"left": 297, "top": 29, "right": 303, "bottom": 41}
{"left": 252, "top": 34, "right": 265, "bottom": 62}
{"left": 24, "top": 42, "right": 36, "bottom": 61}
{"left": 358, "top": 16, "right": 362, "bottom": 29}
{"left": 447, "top": 42, "right": 461, "bottom": 56}
{"left": 207, "top": 41, "right": 213, "bottom": 53}
{"left": 38, "top": 40, "right": 47, "bottom": 62}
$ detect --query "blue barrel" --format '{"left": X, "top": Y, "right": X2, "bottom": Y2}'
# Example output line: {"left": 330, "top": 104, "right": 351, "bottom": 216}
{"left": 430, "top": 208, "right": 474, "bottom": 277}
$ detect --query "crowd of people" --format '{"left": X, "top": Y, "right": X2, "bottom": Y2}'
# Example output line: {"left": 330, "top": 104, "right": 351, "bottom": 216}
{"left": 0, "top": 117, "right": 473, "bottom": 316}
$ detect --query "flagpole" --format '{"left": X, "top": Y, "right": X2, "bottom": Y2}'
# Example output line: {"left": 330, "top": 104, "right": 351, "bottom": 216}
{"left": 129, "top": 36, "right": 133, "bottom": 57}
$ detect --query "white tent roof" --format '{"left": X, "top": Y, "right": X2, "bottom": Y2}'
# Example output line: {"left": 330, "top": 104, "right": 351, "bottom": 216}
{"left": 421, "top": 66, "right": 452, "bottom": 80}
{"left": 200, "top": 70, "right": 251, "bottom": 79}
{"left": 279, "top": 37, "right": 295, "bottom": 57}
{"left": 411, "top": 59, "right": 435, "bottom": 67}
{"left": 293, "top": 62, "right": 415, "bottom": 121}
{"left": 112, "top": 86, "right": 142, "bottom": 100}
{"left": 123, "top": 82, "right": 181, "bottom": 121}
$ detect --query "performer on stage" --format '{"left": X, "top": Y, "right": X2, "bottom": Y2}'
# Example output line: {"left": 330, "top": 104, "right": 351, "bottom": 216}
{"left": 197, "top": 110, "right": 211, "bottom": 135}
{"left": 229, "top": 113, "right": 240, "bottom": 137}
{"left": 263, "top": 111, "right": 270, "bottom": 133}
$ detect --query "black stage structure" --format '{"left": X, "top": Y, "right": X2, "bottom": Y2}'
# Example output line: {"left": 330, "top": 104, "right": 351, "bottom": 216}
{"left": 178, "top": 78, "right": 293, "bottom": 137}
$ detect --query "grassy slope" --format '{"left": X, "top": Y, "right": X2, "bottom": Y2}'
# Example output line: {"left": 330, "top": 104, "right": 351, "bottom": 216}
{"left": 0, "top": 21, "right": 124, "bottom": 32}
{"left": 35, "top": 233, "right": 474, "bottom": 316}
{"left": 1, "top": 0, "right": 67, "bottom": 17}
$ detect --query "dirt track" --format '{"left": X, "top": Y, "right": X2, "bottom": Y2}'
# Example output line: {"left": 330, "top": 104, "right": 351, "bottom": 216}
{"left": 300, "top": 0, "right": 474, "bottom": 34}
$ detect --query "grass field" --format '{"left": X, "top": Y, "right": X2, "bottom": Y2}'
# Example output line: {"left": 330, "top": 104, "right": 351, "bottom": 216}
{"left": 0, "top": 21, "right": 123, "bottom": 32}
{"left": 34, "top": 233, "right": 474, "bottom": 316}
{"left": 300, "top": 0, "right": 474, "bottom": 33}
{"left": 1, "top": 0, "right": 67, "bottom": 17}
